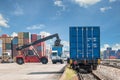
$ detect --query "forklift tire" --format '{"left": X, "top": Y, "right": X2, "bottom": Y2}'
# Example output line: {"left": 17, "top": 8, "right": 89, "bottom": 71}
{"left": 41, "top": 57, "right": 48, "bottom": 64}
{"left": 52, "top": 62, "right": 56, "bottom": 64}
{"left": 16, "top": 58, "right": 24, "bottom": 65}
{"left": 60, "top": 60, "right": 64, "bottom": 64}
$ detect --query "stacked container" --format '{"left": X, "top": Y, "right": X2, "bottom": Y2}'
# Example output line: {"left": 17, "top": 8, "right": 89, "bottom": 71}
{"left": 12, "top": 37, "right": 18, "bottom": 58}
{"left": 18, "top": 32, "right": 30, "bottom": 55}
{"left": 103, "top": 47, "right": 117, "bottom": 59}
{"left": 31, "top": 34, "right": 46, "bottom": 58}
{"left": 116, "top": 49, "right": 120, "bottom": 59}
{"left": 18, "top": 32, "right": 30, "bottom": 45}
{"left": 0, "top": 34, "right": 12, "bottom": 56}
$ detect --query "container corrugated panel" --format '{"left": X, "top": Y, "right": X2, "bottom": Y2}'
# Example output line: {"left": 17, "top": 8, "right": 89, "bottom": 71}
{"left": 23, "top": 39, "right": 29, "bottom": 44}
{"left": 1, "top": 38, "right": 6, "bottom": 43}
{"left": 23, "top": 32, "right": 29, "bottom": 38}
{"left": 70, "top": 27, "right": 100, "bottom": 60}
{"left": 52, "top": 46, "right": 63, "bottom": 56}
{"left": 5, "top": 38, "right": 12, "bottom": 43}
{"left": 109, "top": 51, "right": 116, "bottom": 56}
{"left": 18, "top": 39, "right": 24, "bottom": 45}
{"left": 2, "top": 44, "right": 6, "bottom": 50}
{"left": 12, "top": 37, "right": 18, "bottom": 44}
{"left": 18, "top": 32, "right": 24, "bottom": 39}
{"left": 5, "top": 43, "right": 11, "bottom": 50}
{"left": 116, "top": 50, "right": 120, "bottom": 59}
{"left": 31, "top": 34, "right": 37, "bottom": 40}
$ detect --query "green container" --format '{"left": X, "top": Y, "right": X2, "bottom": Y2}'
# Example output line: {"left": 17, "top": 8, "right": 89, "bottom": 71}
{"left": 23, "top": 32, "right": 29, "bottom": 39}
{"left": 5, "top": 43, "right": 11, "bottom": 50}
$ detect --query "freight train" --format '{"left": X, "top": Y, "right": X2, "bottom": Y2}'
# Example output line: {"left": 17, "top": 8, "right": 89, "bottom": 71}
{"left": 69, "top": 27, "right": 101, "bottom": 72}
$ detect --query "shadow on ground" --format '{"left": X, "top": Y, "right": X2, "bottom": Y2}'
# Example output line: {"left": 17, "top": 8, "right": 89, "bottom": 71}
{"left": 28, "top": 71, "right": 63, "bottom": 75}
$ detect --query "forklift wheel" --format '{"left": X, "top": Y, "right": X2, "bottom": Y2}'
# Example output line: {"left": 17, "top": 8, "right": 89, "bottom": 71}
{"left": 60, "top": 60, "right": 64, "bottom": 64}
{"left": 41, "top": 57, "right": 48, "bottom": 64}
{"left": 16, "top": 58, "right": 24, "bottom": 65}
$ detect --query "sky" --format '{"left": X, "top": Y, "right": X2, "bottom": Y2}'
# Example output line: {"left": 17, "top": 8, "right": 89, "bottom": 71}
{"left": 0, "top": 0, "right": 120, "bottom": 51}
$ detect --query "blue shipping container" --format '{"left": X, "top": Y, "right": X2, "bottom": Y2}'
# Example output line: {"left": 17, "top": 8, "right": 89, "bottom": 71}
{"left": 12, "top": 37, "right": 18, "bottom": 44}
{"left": 70, "top": 27, "right": 100, "bottom": 60}
{"left": 52, "top": 46, "right": 63, "bottom": 56}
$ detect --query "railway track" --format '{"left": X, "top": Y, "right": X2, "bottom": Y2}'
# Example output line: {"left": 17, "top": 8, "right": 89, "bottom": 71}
{"left": 101, "top": 60, "right": 120, "bottom": 69}
{"left": 77, "top": 69, "right": 110, "bottom": 80}
{"left": 77, "top": 72, "right": 100, "bottom": 80}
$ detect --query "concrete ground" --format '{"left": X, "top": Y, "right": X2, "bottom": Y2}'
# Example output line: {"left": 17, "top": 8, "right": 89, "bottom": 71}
{"left": 0, "top": 62, "right": 66, "bottom": 80}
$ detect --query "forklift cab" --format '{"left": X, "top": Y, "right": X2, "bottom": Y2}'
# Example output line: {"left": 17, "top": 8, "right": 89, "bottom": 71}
{"left": 25, "top": 49, "right": 40, "bottom": 62}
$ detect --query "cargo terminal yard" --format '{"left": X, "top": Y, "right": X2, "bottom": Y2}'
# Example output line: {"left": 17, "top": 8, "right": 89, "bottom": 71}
{"left": 0, "top": 0, "right": 120, "bottom": 80}
{"left": 0, "top": 27, "right": 120, "bottom": 80}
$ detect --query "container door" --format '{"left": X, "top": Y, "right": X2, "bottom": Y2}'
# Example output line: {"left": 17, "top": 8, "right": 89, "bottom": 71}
{"left": 86, "top": 27, "right": 93, "bottom": 59}
{"left": 70, "top": 27, "right": 77, "bottom": 59}
{"left": 77, "top": 27, "right": 85, "bottom": 59}
{"left": 93, "top": 27, "right": 100, "bottom": 59}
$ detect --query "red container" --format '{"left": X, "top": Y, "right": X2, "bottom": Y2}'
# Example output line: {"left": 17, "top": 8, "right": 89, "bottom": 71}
{"left": 23, "top": 38, "right": 30, "bottom": 44}
{"left": 109, "top": 56, "right": 116, "bottom": 59}
{"left": 31, "top": 34, "right": 37, "bottom": 40}
{"left": 2, "top": 34, "right": 9, "bottom": 37}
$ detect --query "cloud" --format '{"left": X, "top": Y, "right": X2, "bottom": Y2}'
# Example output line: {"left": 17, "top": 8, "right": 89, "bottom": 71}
{"left": 109, "top": 0, "right": 116, "bottom": 2}
{"left": 54, "top": 0, "right": 66, "bottom": 16}
{"left": 101, "top": 43, "right": 120, "bottom": 51}
{"left": 13, "top": 4, "right": 24, "bottom": 16}
{"left": 26, "top": 24, "right": 45, "bottom": 30}
{"left": 72, "top": 0, "right": 101, "bottom": 8}
{"left": 40, "top": 31, "right": 51, "bottom": 37}
{"left": 101, "top": 44, "right": 110, "bottom": 51}
{"left": 11, "top": 32, "right": 18, "bottom": 37}
{"left": 62, "top": 41, "right": 69, "bottom": 47}
{"left": 54, "top": 0, "right": 65, "bottom": 10}
{"left": 100, "top": 6, "right": 112, "bottom": 12}
{"left": 62, "top": 41, "right": 69, "bottom": 51}
{"left": 0, "top": 14, "right": 9, "bottom": 28}
{"left": 112, "top": 44, "right": 120, "bottom": 50}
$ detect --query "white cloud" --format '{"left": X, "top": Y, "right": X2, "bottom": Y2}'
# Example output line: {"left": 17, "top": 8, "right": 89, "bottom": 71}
{"left": 54, "top": 0, "right": 65, "bottom": 10}
{"left": 72, "top": 0, "right": 101, "bottom": 8}
{"left": 11, "top": 32, "right": 18, "bottom": 37}
{"left": 0, "top": 14, "right": 9, "bottom": 28}
{"left": 101, "top": 44, "right": 110, "bottom": 51}
{"left": 62, "top": 41, "right": 69, "bottom": 47}
{"left": 112, "top": 44, "right": 120, "bottom": 50}
{"left": 109, "top": 0, "right": 116, "bottom": 2}
{"left": 26, "top": 24, "right": 45, "bottom": 30}
{"left": 101, "top": 43, "right": 120, "bottom": 51}
{"left": 14, "top": 4, "right": 24, "bottom": 16}
{"left": 40, "top": 31, "right": 51, "bottom": 37}
{"left": 54, "top": 0, "right": 66, "bottom": 16}
{"left": 62, "top": 41, "right": 69, "bottom": 51}
{"left": 100, "top": 6, "right": 112, "bottom": 12}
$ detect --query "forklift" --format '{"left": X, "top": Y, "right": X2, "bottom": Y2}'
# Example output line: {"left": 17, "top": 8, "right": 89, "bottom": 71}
{"left": 16, "top": 33, "right": 63, "bottom": 65}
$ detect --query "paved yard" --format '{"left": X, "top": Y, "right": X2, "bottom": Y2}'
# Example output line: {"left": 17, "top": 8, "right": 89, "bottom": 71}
{"left": 0, "top": 62, "right": 66, "bottom": 80}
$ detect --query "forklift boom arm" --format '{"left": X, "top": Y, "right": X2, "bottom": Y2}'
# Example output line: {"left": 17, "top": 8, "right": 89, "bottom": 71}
{"left": 16, "top": 33, "right": 62, "bottom": 51}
